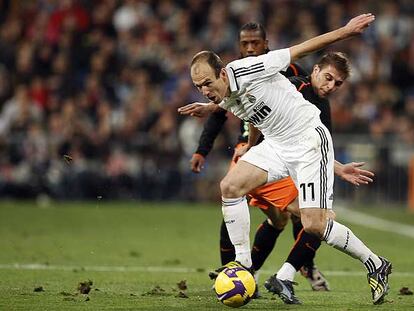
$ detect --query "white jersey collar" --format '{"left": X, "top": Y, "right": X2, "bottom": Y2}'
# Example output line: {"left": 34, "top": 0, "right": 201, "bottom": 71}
{"left": 225, "top": 67, "right": 239, "bottom": 92}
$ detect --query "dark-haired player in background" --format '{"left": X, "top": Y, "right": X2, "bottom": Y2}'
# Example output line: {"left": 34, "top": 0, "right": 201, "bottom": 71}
{"left": 190, "top": 23, "right": 374, "bottom": 293}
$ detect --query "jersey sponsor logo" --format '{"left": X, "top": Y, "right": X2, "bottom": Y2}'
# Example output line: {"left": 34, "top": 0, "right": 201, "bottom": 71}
{"left": 246, "top": 101, "right": 272, "bottom": 125}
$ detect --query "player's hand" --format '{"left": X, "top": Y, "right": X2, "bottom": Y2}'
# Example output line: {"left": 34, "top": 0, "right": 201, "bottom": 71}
{"left": 190, "top": 153, "right": 205, "bottom": 173}
{"left": 178, "top": 102, "right": 215, "bottom": 118}
{"left": 339, "top": 162, "right": 374, "bottom": 186}
{"left": 232, "top": 143, "right": 250, "bottom": 163}
{"left": 342, "top": 13, "right": 375, "bottom": 37}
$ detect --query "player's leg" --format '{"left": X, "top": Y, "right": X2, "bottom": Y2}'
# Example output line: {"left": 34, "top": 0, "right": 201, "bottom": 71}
{"left": 214, "top": 144, "right": 278, "bottom": 277}
{"left": 267, "top": 125, "right": 391, "bottom": 304}
{"left": 264, "top": 202, "right": 326, "bottom": 304}
{"left": 300, "top": 126, "right": 391, "bottom": 304}
{"left": 289, "top": 200, "right": 330, "bottom": 291}
{"left": 247, "top": 207, "right": 288, "bottom": 299}
{"left": 249, "top": 178, "right": 297, "bottom": 272}
{"left": 301, "top": 208, "right": 392, "bottom": 304}
{"left": 219, "top": 177, "right": 295, "bottom": 272}
{"left": 221, "top": 141, "right": 289, "bottom": 269}
{"left": 216, "top": 143, "right": 248, "bottom": 268}
{"left": 220, "top": 159, "right": 267, "bottom": 268}
{"left": 273, "top": 206, "right": 330, "bottom": 283}
{"left": 251, "top": 206, "right": 288, "bottom": 271}
{"left": 291, "top": 214, "right": 302, "bottom": 241}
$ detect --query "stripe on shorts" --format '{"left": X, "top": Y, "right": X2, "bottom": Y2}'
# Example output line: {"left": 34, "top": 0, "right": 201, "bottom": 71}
{"left": 315, "top": 126, "right": 328, "bottom": 209}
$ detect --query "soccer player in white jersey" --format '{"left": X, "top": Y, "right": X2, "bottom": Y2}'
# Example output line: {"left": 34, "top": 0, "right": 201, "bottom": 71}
{"left": 178, "top": 13, "right": 392, "bottom": 305}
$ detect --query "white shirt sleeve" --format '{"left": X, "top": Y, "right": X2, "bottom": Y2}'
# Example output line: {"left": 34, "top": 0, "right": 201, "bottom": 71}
{"left": 226, "top": 48, "right": 291, "bottom": 91}
{"left": 261, "top": 48, "right": 291, "bottom": 73}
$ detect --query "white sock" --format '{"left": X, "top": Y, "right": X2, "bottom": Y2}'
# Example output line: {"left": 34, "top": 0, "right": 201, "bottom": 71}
{"left": 323, "top": 219, "right": 382, "bottom": 272}
{"left": 276, "top": 262, "right": 296, "bottom": 281}
{"left": 222, "top": 196, "right": 252, "bottom": 268}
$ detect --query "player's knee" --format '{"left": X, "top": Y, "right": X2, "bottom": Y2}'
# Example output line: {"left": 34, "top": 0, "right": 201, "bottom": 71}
{"left": 220, "top": 178, "right": 242, "bottom": 198}
{"left": 268, "top": 213, "right": 288, "bottom": 230}
{"left": 301, "top": 218, "right": 325, "bottom": 238}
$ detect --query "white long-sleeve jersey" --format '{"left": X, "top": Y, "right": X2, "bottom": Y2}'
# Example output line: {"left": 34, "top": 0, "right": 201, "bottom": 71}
{"left": 219, "top": 48, "right": 321, "bottom": 144}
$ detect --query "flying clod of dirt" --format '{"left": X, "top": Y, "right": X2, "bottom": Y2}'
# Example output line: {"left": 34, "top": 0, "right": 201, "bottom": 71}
{"left": 78, "top": 280, "right": 93, "bottom": 294}
{"left": 399, "top": 287, "right": 413, "bottom": 295}
{"left": 177, "top": 280, "right": 187, "bottom": 291}
{"left": 34, "top": 286, "right": 44, "bottom": 292}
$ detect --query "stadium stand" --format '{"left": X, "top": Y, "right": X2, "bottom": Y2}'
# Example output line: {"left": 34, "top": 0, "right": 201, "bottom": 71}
{"left": 0, "top": 0, "right": 412, "bottom": 203}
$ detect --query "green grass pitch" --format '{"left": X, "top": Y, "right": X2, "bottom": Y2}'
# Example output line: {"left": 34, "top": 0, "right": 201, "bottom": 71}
{"left": 0, "top": 201, "right": 413, "bottom": 310}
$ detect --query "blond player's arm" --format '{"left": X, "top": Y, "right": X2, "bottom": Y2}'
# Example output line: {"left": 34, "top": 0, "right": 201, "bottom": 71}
{"left": 247, "top": 124, "right": 261, "bottom": 148}
{"left": 289, "top": 13, "right": 375, "bottom": 62}
{"left": 178, "top": 102, "right": 221, "bottom": 118}
{"left": 233, "top": 124, "right": 262, "bottom": 161}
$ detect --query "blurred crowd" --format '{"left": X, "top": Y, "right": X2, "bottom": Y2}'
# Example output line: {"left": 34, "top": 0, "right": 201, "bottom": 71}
{"left": 0, "top": 0, "right": 412, "bottom": 201}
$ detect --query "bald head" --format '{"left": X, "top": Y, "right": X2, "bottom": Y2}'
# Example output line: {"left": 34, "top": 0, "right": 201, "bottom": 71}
{"left": 190, "top": 51, "right": 229, "bottom": 104}
{"left": 191, "top": 51, "right": 224, "bottom": 79}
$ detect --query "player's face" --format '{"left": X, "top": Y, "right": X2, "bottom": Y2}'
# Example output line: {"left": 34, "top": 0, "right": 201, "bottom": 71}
{"left": 239, "top": 30, "right": 268, "bottom": 58}
{"left": 311, "top": 65, "right": 345, "bottom": 98}
{"left": 191, "top": 62, "right": 228, "bottom": 104}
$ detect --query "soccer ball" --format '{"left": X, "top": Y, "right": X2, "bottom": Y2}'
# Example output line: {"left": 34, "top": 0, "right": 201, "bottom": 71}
{"left": 214, "top": 265, "right": 256, "bottom": 308}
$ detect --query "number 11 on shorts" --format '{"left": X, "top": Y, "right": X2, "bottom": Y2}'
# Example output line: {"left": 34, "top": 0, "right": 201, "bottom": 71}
{"left": 300, "top": 182, "right": 315, "bottom": 202}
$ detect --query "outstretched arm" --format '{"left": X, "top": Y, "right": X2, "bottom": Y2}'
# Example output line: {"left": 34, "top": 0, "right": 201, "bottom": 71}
{"left": 190, "top": 109, "right": 228, "bottom": 173}
{"left": 334, "top": 160, "right": 374, "bottom": 186}
{"left": 290, "top": 13, "right": 375, "bottom": 62}
{"left": 178, "top": 102, "right": 219, "bottom": 118}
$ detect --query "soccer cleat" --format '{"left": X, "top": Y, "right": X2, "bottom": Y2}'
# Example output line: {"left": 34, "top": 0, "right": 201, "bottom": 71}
{"left": 300, "top": 265, "right": 330, "bottom": 291}
{"left": 367, "top": 257, "right": 392, "bottom": 305}
{"left": 264, "top": 275, "right": 301, "bottom": 304}
{"left": 208, "top": 270, "right": 219, "bottom": 280}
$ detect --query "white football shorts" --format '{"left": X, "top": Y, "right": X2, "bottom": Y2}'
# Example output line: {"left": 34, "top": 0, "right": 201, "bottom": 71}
{"left": 240, "top": 124, "right": 334, "bottom": 209}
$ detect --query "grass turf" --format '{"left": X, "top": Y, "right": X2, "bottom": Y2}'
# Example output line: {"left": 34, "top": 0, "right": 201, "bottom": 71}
{"left": 0, "top": 201, "right": 413, "bottom": 310}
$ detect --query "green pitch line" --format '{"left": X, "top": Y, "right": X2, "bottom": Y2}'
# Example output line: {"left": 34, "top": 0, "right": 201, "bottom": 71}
{"left": 337, "top": 205, "right": 414, "bottom": 238}
{"left": 0, "top": 263, "right": 414, "bottom": 277}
